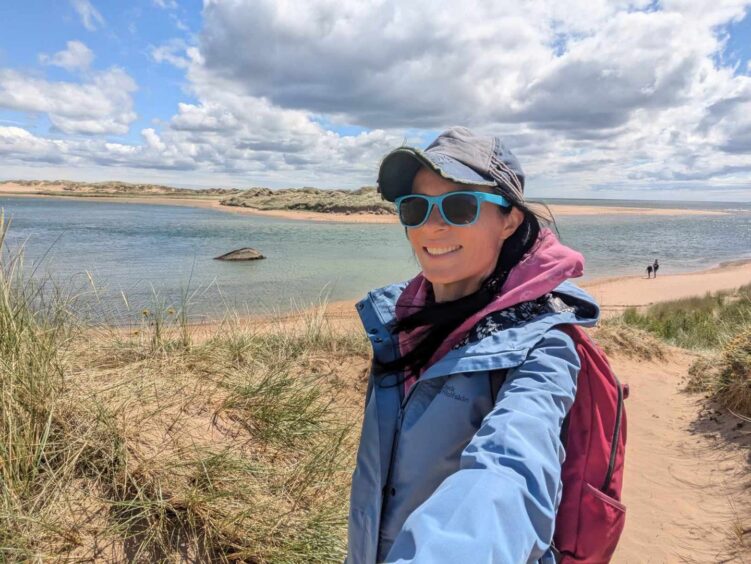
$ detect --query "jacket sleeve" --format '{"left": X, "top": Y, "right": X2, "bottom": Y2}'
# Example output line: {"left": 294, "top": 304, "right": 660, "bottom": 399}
{"left": 383, "top": 327, "right": 580, "bottom": 564}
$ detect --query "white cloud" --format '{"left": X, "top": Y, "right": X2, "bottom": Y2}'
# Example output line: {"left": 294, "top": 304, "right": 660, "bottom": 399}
{"left": 2, "top": 0, "right": 751, "bottom": 198}
{"left": 0, "top": 127, "right": 68, "bottom": 164}
{"left": 39, "top": 41, "right": 94, "bottom": 72}
{"left": 151, "top": 39, "right": 191, "bottom": 69}
{"left": 71, "top": 0, "right": 105, "bottom": 31}
{"left": 0, "top": 68, "right": 137, "bottom": 135}
{"left": 153, "top": 0, "right": 178, "bottom": 9}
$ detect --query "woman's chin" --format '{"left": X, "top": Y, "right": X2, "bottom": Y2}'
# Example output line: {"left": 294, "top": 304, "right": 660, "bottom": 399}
{"left": 421, "top": 270, "right": 464, "bottom": 286}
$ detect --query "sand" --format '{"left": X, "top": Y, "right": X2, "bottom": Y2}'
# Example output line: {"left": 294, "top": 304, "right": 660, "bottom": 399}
{"left": 226, "top": 258, "right": 751, "bottom": 329}
{"left": 610, "top": 349, "right": 750, "bottom": 562}
{"left": 582, "top": 260, "right": 751, "bottom": 318}
{"left": 0, "top": 182, "right": 728, "bottom": 221}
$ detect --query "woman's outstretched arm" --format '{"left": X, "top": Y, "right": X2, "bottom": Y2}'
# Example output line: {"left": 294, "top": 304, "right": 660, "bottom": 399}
{"left": 384, "top": 327, "right": 580, "bottom": 563}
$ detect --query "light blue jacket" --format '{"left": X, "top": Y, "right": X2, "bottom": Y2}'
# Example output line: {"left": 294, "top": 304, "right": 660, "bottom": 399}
{"left": 346, "top": 280, "right": 600, "bottom": 564}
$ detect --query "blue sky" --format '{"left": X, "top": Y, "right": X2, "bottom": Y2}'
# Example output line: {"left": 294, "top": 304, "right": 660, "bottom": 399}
{"left": 1, "top": 0, "right": 750, "bottom": 201}
{"left": 0, "top": 1, "right": 200, "bottom": 141}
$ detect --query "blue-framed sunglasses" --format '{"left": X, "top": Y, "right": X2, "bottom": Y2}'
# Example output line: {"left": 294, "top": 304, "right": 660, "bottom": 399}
{"left": 394, "top": 191, "right": 510, "bottom": 228}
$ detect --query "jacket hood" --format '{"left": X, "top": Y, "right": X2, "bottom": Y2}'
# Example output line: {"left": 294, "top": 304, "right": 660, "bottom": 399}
{"left": 394, "top": 228, "right": 587, "bottom": 370}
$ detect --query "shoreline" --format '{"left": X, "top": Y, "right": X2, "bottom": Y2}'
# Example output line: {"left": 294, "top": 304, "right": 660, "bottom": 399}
{"left": 0, "top": 188, "right": 730, "bottom": 221}
{"left": 6, "top": 186, "right": 749, "bottom": 328}
{"left": 173, "top": 258, "right": 751, "bottom": 337}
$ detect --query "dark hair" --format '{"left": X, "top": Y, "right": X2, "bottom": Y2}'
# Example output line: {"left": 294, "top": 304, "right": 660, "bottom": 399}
{"left": 375, "top": 182, "right": 555, "bottom": 385}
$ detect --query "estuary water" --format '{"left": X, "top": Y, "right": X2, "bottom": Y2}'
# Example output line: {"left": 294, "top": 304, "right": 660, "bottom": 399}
{"left": 3, "top": 196, "right": 749, "bottom": 323}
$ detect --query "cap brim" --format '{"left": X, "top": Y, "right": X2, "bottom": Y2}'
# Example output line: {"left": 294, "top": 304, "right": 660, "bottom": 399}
{"left": 377, "top": 147, "right": 495, "bottom": 202}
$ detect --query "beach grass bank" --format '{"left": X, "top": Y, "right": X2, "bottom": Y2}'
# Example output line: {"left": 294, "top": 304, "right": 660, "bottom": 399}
{"left": 615, "top": 282, "right": 751, "bottom": 418}
{"left": 0, "top": 180, "right": 730, "bottom": 221}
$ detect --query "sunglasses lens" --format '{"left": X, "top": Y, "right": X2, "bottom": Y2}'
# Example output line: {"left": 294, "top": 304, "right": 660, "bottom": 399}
{"left": 443, "top": 193, "right": 479, "bottom": 225}
{"left": 399, "top": 196, "right": 430, "bottom": 226}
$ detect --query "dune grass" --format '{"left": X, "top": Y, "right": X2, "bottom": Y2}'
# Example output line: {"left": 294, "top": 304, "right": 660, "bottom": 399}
{"left": 0, "top": 215, "right": 370, "bottom": 562}
{"left": 221, "top": 186, "right": 395, "bottom": 215}
{"left": 618, "top": 283, "right": 751, "bottom": 351}
{"left": 616, "top": 282, "right": 751, "bottom": 417}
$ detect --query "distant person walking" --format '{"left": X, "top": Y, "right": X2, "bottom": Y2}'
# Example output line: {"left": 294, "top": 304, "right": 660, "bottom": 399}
{"left": 647, "top": 265, "right": 653, "bottom": 278}
{"left": 653, "top": 259, "right": 659, "bottom": 277}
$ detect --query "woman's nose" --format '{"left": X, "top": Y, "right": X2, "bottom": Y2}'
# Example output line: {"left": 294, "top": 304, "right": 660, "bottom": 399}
{"left": 424, "top": 203, "right": 448, "bottom": 228}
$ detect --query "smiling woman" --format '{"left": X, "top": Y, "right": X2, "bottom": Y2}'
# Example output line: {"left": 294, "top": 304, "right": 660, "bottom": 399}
{"left": 404, "top": 171, "right": 523, "bottom": 302}
{"left": 345, "top": 127, "right": 627, "bottom": 564}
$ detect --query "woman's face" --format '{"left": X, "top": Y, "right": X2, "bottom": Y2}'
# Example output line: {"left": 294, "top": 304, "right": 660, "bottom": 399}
{"left": 407, "top": 166, "right": 524, "bottom": 303}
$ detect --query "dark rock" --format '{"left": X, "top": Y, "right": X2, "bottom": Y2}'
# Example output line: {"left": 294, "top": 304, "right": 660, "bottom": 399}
{"left": 214, "top": 247, "right": 265, "bottom": 261}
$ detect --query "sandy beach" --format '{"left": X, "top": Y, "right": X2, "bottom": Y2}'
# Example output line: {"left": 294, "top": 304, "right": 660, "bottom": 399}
{"left": 610, "top": 347, "right": 750, "bottom": 562}
{"left": 0, "top": 182, "right": 728, "bottom": 221}
{"left": 582, "top": 259, "right": 751, "bottom": 317}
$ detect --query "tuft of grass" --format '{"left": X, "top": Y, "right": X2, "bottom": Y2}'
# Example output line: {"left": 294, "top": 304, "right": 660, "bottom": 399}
{"left": 618, "top": 283, "right": 751, "bottom": 417}
{"left": 618, "top": 283, "right": 751, "bottom": 350}
{"left": 713, "top": 327, "right": 751, "bottom": 417}
{"left": 593, "top": 320, "right": 668, "bottom": 361}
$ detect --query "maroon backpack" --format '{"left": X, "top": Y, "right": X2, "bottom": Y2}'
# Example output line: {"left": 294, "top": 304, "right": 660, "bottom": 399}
{"left": 491, "top": 324, "right": 628, "bottom": 563}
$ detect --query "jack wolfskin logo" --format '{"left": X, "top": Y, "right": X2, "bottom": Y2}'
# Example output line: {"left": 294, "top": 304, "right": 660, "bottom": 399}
{"left": 440, "top": 385, "right": 469, "bottom": 402}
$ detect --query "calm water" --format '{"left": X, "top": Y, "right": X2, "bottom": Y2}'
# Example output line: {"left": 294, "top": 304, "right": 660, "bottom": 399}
{"left": 3, "top": 196, "right": 750, "bottom": 323}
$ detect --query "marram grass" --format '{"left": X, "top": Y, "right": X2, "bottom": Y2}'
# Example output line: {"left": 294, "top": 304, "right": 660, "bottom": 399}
{"left": 0, "top": 214, "right": 370, "bottom": 562}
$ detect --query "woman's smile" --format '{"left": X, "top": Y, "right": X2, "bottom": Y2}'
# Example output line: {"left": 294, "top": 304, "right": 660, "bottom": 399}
{"left": 423, "top": 245, "right": 462, "bottom": 257}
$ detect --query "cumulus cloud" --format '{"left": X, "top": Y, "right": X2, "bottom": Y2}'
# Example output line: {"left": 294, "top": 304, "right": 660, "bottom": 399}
{"left": 197, "top": 0, "right": 749, "bottom": 133}
{"left": 2, "top": 0, "right": 751, "bottom": 196}
{"left": 150, "top": 39, "right": 191, "bottom": 69}
{"left": 39, "top": 40, "right": 94, "bottom": 71}
{"left": 0, "top": 67, "right": 137, "bottom": 135}
{"left": 71, "top": 0, "right": 105, "bottom": 31}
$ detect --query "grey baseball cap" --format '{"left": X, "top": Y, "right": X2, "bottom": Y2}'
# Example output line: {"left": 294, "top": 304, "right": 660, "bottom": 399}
{"left": 377, "top": 126, "right": 525, "bottom": 203}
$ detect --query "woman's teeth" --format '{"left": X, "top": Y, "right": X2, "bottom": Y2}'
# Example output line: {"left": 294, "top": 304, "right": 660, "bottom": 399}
{"left": 424, "top": 245, "right": 462, "bottom": 256}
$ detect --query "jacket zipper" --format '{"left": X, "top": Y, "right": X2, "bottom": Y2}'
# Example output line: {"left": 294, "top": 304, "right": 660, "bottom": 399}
{"left": 379, "top": 379, "right": 420, "bottom": 528}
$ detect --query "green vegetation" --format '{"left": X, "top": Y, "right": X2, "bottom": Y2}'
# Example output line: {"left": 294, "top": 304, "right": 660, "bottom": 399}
{"left": 222, "top": 186, "right": 396, "bottom": 215}
{"left": 618, "top": 283, "right": 751, "bottom": 350}
{"left": 0, "top": 216, "right": 369, "bottom": 561}
{"left": 2, "top": 180, "right": 395, "bottom": 216}
{"left": 5, "top": 179, "right": 239, "bottom": 198}
{"left": 616, "top": 283, "right": 751, "bottom": 417}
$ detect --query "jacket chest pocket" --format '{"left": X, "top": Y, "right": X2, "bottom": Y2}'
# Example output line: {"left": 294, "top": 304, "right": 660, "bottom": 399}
{"left": 394, "top": 373, "right": 496, "bottom": 481}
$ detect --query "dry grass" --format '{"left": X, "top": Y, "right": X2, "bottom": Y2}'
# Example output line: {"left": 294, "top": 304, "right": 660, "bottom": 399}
{"left": 221, "top": 187, "right": 394, "bottom": 216}
{"left": 619, "top": 283, "right": 751, "bottom": 351}
{"left": 0, "top": 215, "right": 371, "bottom": 562}
{"left": 611, "top": 283, "right": 751, "bottom": 416}
{"left": 688, "top": 327, "right": 751, "bottom": 417}
{"left": 591, "top": 320, "right": 668, "bottom": 361}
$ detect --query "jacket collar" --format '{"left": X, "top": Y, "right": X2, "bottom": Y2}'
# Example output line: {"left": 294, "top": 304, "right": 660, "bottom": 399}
{"left": 357, "top": 279, "right": 598, "bottom": 376}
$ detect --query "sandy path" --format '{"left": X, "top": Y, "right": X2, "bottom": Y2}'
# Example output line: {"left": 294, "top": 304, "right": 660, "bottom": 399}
{"left": 611, "top": 349, "right": 750, "bottom": 563}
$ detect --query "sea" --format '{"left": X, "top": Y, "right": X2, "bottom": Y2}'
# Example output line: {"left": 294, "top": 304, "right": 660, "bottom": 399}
{"left": 3, "top": 196, "right": 750, "bottom": 324}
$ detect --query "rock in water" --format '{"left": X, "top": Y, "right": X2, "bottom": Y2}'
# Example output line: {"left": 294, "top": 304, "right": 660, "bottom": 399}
{"left": 214, "top": 247, "right": 265, "bottom": 261}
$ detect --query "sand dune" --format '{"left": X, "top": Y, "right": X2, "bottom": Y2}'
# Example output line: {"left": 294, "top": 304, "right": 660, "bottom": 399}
{"left": 0, "top": 182, "right": 729, "bottom": 219}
